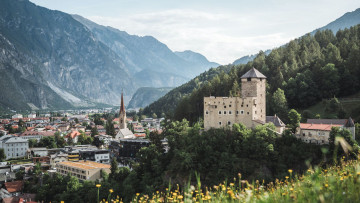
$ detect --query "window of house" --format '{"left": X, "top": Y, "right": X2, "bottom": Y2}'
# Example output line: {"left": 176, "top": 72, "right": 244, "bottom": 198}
{"left": 255, "top": 111, "right": 257, "bottom": 114}
{"left": 228, "top": 121, "right": 231, "bottom": 125}
{"left": 246, "top": 105, "right": 248, "bottom": 107}
{"left": 241, "top": 110, "right": 244, "bottom": 114}
{"left": 229, "top": 105, "right": 232, "bottom": 107}
{"left": 224, "top": 105, "right": 226, "bottom": 108}
{"left": 247, "top": 78, "right": 251, "bottom": 81}
{"left": 215, "top": 105, "right": 217, "bottom": 108}
{"left": 229, "top": 111, "right": 232, "bottom": 115}
{"left": 241, "top": 104, "right": 244, "bottom": 107}
{"left": 206, "top": 111, "right": 209, "bottom": 115}
{"left": 247, "top": 112, "right": 249, "bottom": 115}
{"left": 218, "top": 111, "right": 222, "bottom": 115}
{"left": 236, "top": 111, "right": 239, "bottom": 115}
{"left": 224, "top": 111, "right": 227, "bottom": 115}
{"left": 219, "top": 122, "right": 222, "bottom": 125}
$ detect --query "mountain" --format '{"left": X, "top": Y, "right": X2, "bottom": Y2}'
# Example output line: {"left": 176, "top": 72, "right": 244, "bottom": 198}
{"left": 311, "top": 8, "right": 360, "bottom": 34}
{"left": 174, "top": 50, "right": 219, "bottom": 69}
{"left": 72, "top": 15, "right": 219, "bottom": 87}
{"left": 233, "top": 50, "right": 271, "bottom": 65}
{"left": 127, "top": 87, "right": 173, "bottom": 109}
{"left": 0, "top": 0, "right": 136, "bottom": 110}
{"left": 0, "top": 0, "right": 219, "bottom": 111}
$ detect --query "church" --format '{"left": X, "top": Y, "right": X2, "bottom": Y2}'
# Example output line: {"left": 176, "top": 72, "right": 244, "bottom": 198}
{"left": 203, "top": 68, "right": 285, "bottom": 133}
{"left": 115, "top": 92, "right": 135, "bottom": 139}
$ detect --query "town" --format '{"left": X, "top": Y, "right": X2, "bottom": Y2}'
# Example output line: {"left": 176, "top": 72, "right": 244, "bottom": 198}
{"left": 0, "top": 68, "right": 357, "bottom": 202}
{"left": 0, "top": 93, "right": 166, "bottom": 201}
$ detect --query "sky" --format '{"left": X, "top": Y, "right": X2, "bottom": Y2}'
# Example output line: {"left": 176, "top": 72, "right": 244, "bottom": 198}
{"left": 30, "top": 0, "right": 360, "bottom": 64}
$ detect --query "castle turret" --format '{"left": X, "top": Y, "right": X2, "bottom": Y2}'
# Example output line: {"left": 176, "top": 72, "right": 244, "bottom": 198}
{"left": 240, "top": 67, "right": 266, "bottom": 123}
{"left": 119, "top": 92, "right": 126, "bottom": 129}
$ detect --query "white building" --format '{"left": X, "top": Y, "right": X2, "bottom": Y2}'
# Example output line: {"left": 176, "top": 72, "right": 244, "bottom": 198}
{"left": 27, "top": 114, "right": 36, "bottom": 119}
{"left": 95, "top": 134, "right": 113, "bottom": 147}
{"left": 0, "top": 135, "right": 29, "bottom": 160}
{"left": 11, "top": 114, "right": 23, "bottom": 119}
{"left": 94, "top": 151, "right": 110, "bottom": 164}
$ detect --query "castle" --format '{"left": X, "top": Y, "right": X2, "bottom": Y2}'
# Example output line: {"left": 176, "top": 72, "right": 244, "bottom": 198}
{"left": 204, "top": 68, "right": 269, "bottom": 130}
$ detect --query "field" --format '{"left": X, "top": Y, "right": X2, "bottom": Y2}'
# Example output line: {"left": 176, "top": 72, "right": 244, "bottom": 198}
{"left": 100, "top": 157, "right": 360, "bottom": 202}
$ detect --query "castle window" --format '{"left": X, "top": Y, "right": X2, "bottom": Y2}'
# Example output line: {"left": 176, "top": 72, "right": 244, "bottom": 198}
{"left": 218, "top": 111, "right": 222, "bottom": 115}
{"left": 224, "top": 106, "right": 226, "bottom": 108}
{"left": 240, "top": 110, "right": 244, "bottom": 114}
{"left": 247, "top": 78, "right": 251, "bottom": 81}
{"left": 229, "top": 111, "right": 232, "bottom": 115}
{"left": 206, "top": 111, "right": 209, "bottom": 115}
{"left": 241, "top": 104, "right": 243, "bottom": 107}
{"left": 219, "top": 122, "right": 222, "bottom": 125}
{"left": 247, "top": 112, "right": 249, "bottom": 115}
{"left": 215, "top": 105, "right": 217, "bottom": 108}
{"left": 227, "top": 121, "right": 231, "bottom": 125}
{"left": 229, "top": 105, "right": 232, "bottom": 107}
{"left": 246, "top": 105, "right": 248, "bottom": 107}
{"left": 224, "top": 111, "right": 227, "bottom": 115}
{"left": 236, "top": 111, "right": 239, "bottom": 115}
{"left": 255, "top": 111, "right": 257, "bottom": 114}
{"left": 260, "top": 78, "right": 262, "bottom": 81}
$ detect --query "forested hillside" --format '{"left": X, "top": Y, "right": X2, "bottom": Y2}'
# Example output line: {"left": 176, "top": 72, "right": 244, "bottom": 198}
{"left": 145, "top": 25, "right": 360, "bottom": 124}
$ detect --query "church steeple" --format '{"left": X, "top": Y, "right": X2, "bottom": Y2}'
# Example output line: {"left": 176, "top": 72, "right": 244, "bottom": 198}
{"left": 119, "top": 91, "right": 126, "bottom": 129}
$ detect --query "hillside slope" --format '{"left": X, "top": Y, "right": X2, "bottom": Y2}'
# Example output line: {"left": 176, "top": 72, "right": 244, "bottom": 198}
{"left": 311, "top": 8, "right": 360, "bottom": 34}
{"left": 128, "top": 87, "right": 173, "bottom": 109}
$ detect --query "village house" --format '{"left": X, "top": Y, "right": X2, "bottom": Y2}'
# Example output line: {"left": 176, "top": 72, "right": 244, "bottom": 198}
{"left": 296, "top": 123, "right": 342, "bottom": 144}
{"left": 297, "top": 118, "right": 356, "bottom": 145}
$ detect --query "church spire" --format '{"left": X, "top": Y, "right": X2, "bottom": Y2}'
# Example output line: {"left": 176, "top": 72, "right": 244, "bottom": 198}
{"left": 120, "top": 91, "right": 125, "bottom": 113}
{"left": 119, "top": 91, "right": 126, "bottom": 129}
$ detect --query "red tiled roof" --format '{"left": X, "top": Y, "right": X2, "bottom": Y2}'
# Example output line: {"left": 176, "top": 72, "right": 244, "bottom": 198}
{"left": 134, "top": 133, "right": 146, "bottom": 138}
{"left": 300, "top": 123, "right": 342, "bottom": 131}
{"left": 20, "top": 131, "right": 55, "bottom": 137}
{"left": 66, "top": 131, "right": 81, "bottom": 139}
{"left": 4, "top": 181, "right": 23, "bottom": 193}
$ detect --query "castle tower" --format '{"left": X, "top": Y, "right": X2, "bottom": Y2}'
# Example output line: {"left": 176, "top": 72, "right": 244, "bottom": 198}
{"left": 119, "top": 92, "right": 126, "bottom": 129}
{"left": 240, "top": 67, "right": 266, "bottom": 123}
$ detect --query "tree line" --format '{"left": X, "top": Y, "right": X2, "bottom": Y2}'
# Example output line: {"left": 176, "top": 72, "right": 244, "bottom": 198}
{"left": 144, "top": 25, "right": 360, "bottom": 124}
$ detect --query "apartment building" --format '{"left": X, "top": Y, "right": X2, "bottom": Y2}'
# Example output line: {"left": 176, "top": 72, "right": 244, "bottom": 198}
{"left": 56, "top": 160, "right": 110, "bottom": 181}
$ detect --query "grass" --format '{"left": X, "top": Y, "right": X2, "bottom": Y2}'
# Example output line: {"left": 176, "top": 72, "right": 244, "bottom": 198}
{"left": 303, "top": 92, "right": 360, "bottom": 121}
{"left": 7, "top": 158, "right": 32, "bottom": 164}
{"left": 99, "top": 156, "right": 360, "bottom": 203}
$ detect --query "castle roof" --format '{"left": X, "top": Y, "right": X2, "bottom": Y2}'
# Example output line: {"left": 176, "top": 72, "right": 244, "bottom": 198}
{"left": 266, "top": 115, "right": 286, "bottom": 127}
{"left": 240, "top": 68, "right": 266, "bottom": 79}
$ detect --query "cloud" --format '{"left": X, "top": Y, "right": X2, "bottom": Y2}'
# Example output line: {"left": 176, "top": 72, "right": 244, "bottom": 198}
{"left": 88, "top": 9, "right": 295, "bottom": 64}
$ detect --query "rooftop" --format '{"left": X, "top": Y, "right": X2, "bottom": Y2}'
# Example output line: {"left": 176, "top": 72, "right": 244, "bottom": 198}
{"left": 4, "top": 181, "right": 23, "bottom": 193}
{"left": 240, "top": 67, "right": 266, "bottom": 79}
{"left": 57, "top": 160, "right": 110, "bottom": 170}
{"left": 306, "top": 118, "right": 354, "bottom": 126}
{"left": 300, "top": 123, "right": 342, "bottom": 131}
